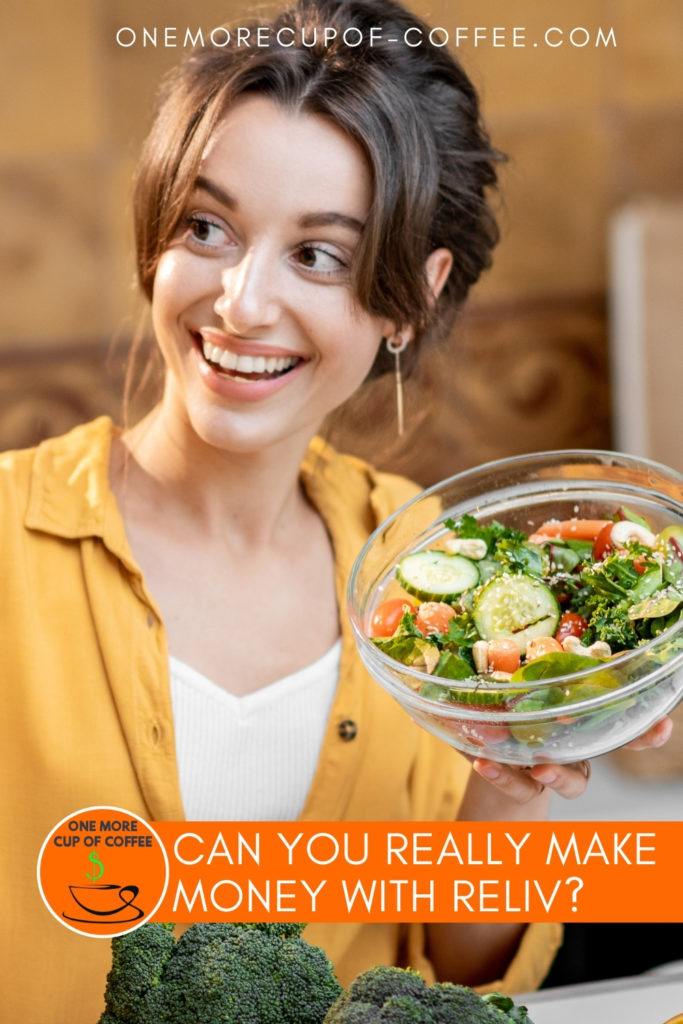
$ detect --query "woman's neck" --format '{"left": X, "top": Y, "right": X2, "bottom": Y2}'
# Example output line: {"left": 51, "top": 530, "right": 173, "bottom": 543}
{"left": 113, "top": 400, "right": 321, "bottom": 551}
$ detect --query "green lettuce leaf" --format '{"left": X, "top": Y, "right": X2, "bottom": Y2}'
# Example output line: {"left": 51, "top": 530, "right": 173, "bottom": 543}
{"left": 629, "top": 586, "right": 683, "bottom": 621}
{"left": 372, "top": 634, "right": 440, "bottom": 673}
{"left": 511, "top": 651, "right": 603, "bottom": 682}
{"left": 434, "top": 651, "right": 474, "bottom": 680}
{"left": 495, "top": 539, "right": 546, "bottom": 577}
{"left": 630, "top": 565, "right": 663, "bottom": 603}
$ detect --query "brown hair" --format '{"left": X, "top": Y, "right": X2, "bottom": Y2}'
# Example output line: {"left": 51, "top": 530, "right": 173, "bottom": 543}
{"left": 126, "top": 0, "right": 503, "bottom": 412}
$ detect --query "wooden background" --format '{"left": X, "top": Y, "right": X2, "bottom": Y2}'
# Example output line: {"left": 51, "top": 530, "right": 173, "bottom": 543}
{"left": 0, "top": 0, "right": 681, "bottom": 485}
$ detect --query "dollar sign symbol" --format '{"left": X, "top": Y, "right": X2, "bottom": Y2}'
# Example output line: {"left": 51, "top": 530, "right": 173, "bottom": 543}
{"left": 86, "top": 850, "right": 104, "bottom": 882}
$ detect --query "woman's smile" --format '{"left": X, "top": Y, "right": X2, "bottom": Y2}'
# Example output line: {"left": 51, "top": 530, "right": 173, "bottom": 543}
{"left": 189, "top": 324, "right": 311, "bottom": 402}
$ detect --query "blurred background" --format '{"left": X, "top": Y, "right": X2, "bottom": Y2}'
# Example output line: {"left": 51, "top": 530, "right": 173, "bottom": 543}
{"left": 1, "top": 0, "right": 682, "bottom": 990}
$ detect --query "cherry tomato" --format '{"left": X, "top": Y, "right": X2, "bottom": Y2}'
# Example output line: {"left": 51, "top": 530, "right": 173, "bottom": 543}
{"left": 370, "top": 598, "right": 416, "bottom": 638}
{"left": 525, "top": 636, "right": 563, "bottom": 662}
{"left": 555, "top": 612, "right": 589, "bottom": 644}
{"left": 462, "top": 721, "right": 511, "bottom": 747}
{"left": 435, "top": 715, "right": 511, "bottom": 747}
{"left": 415, "top": 601, "right": 456, "bottom": 637}
{"left": 632, "top": 556, "right": 648, "bottom": 574}
{"left": 487, "top": 639, "right": 521, "bottom": 674}
{"left": 592, "top": 522, "right": 615, "bottom": 561}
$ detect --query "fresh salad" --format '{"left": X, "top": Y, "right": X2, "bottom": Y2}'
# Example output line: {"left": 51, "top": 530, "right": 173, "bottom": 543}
{"left": 369, "top": 508, "right": 683, "bottom": 718}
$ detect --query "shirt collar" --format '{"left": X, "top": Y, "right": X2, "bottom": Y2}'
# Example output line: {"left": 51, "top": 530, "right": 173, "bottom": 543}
{"left": 24, "top": 416, "right": 142, "bottom": 574}
{"left": 25, "top": 415, "right": 116, "bottom": 539}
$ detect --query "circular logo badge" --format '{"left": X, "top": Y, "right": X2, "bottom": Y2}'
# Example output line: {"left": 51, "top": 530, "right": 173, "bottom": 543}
{"left": 37, "top": 806, "right": 169, "bottom": 938}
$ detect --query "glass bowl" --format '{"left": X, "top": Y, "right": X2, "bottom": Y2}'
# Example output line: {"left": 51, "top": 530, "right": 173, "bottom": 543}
{"left": 348, "top": 450, "right": 683, "bottom": 765}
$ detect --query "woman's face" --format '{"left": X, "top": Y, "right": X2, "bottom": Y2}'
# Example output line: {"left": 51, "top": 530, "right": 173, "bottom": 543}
{"left": 151, "top": 94, "right": 399, "bottom": 454}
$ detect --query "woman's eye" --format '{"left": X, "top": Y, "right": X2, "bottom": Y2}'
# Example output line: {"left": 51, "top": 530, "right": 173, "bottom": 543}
{"left": 180, "top": 217, "right": 348, "bottom": 277}
{"left": 295, "top": 245, "right": 348, "bottom": 277}
{"left": 183, "top": 214, "right": 230, "bottom": 250}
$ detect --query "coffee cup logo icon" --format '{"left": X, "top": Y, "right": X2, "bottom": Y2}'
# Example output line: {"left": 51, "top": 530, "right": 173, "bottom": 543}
{"left": 64, "top": 883, "right": 144, "bottom": 925}
{"left": 37, "top": 806, "right": 169, "bottom": 938}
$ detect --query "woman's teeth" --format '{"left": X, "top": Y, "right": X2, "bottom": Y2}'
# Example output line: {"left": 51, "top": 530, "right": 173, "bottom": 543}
{"left": 201, "top": 340, "right": 301, "bottom": 379}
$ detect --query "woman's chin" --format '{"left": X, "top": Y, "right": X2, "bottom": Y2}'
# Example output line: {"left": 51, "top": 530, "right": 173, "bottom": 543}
{"left": 183, "top": 396, "right": 313, "bottom": 457}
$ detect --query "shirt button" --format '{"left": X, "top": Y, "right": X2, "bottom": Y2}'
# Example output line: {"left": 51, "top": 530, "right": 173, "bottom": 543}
{"left": 338, "top": 719, "right": 358, "bottom": 742}
{"left": 146, "top": 612, "right": 155, "bottom": 628}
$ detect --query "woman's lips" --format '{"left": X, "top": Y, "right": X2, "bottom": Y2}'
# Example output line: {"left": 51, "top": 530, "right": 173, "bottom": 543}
{"left": 198, "top": 326, "right": 306, "bottom": 360}
{"left": 189, "top": 330, "right": 309, "bottom": 403}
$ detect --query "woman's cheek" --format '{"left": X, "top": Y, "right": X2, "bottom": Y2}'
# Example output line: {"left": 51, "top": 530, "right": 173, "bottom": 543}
{"left": 153, "top": 251, "right": 207, "bottom": 320}
{"left": 340, "top": 297, "right": 387, "bottom": 388}
{"left": 323, "top": 333, "right": 380, "bottom": 402}
{"left": 318, "top": 299, "right": 382, "bottom": 381}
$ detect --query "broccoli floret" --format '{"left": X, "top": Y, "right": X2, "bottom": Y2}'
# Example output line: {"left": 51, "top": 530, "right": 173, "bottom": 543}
{"left": 347, "top": 967, "right": 428, "bottom": 1006}
{"left": 482, "top": 993, "right": 532, "bottom": 1022}
{"left": 99, "top": 922, "right": 341, "bottom": 1024}
{"left": 427, "top": 983, "right": 494, "bottom": 1021}
{"left": 379, "top": 996, "right": 433, "bottom": 1022}
{"left": 330, "top": 1007, "right": 381, "bottom": 1024}
{"left": 325, "top": 968, "right": 426, "bottom": 1024}
{"left": 160, "top": 922, "right": 281, "bottom": 1024}
{"left": 99, "top": 921, "right": 175, "bottom": 1023}
{"left": 323, "top": 968, "right": 534, "bottom": 1024}
{"left": 278, "top": 929, "right": 345, "bottom": 1021}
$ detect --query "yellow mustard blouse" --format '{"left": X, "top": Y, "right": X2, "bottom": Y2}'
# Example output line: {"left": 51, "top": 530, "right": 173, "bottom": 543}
{"left": 0, "top": 416, "right": 562, "bottom": 1022}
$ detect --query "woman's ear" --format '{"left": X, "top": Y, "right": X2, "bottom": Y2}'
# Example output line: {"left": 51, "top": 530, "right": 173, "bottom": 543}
{"left": 425, "top": 247, "right": 454, "bottom": 308}
{"left": 379, "top": 321, "right": 414, "bottom": 346}
{"left": 379, "top": 248, "right": 453, "bottom": 344}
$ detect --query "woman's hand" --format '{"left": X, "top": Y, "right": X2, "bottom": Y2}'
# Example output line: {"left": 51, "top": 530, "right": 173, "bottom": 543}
{"left": 470, "top": 715, "right": 674, "bottom": 804}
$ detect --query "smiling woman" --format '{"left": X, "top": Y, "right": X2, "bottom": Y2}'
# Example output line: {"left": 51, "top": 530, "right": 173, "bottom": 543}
{"left": 145, "top": 93, "right": 400, "bottom": 451}
{"left": 0, "top": 0, "right": 672, "bottom": 1021}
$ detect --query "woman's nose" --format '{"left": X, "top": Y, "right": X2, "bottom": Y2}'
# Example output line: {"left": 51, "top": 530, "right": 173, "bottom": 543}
{"left": 213, "top": 250, "right": 281, "bottom": 333}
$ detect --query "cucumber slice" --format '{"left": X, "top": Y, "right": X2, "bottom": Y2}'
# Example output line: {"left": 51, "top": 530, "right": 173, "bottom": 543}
{"left": 444, "top": 680, "right": 517, "bottom": 708}
{"left": 420, "top": 678, "right": 517, "bottom": 707}
{"left": 397, "top": 551, "right": 479, "bottom": 602}
{"left": 472, "top": 574, "right": 560, "bottom": 654}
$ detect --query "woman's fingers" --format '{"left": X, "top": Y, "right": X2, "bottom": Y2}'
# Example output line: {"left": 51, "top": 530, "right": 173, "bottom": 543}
{"left": 471, "top": 717, "right": 675, "bottom": 805}
{"left": 624, "top": 716, "right": 673, "bottom": 751}
{"left": 472, "top": 758, "right": 590, "bottom": 802}
{"left": 472, "top": 759, "right": 546, "bottom": 804}
{"left": 527, "top": 762, "right": 589, "bottom": 800}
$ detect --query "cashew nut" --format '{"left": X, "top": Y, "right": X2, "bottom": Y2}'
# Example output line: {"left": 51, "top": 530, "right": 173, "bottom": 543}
{"left": 611, "top": 521, "right": 656, "bottom": 548}
{"left": 588, "top": 640, "right": 612, "bottom": 659}
{"left": 472, "top": 640, "right": 490, "bottom": 674}
{"left": 561, "top": 635, "right": 612, "bottom": 658}
{"left": 443, "top": 537, "right": 488, "bottom": 560}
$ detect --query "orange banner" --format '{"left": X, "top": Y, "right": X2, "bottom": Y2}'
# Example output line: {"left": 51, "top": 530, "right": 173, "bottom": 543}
{"left": 152, "top": 820, "right": 680, "bottom": 923}
{"left": 38, "top": 811, "right": 682, "bottom": 934}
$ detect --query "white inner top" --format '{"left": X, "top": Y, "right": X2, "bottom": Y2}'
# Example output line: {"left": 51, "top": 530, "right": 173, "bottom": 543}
{"left": 168, "top": 639, "right": 342, "bottom": 821}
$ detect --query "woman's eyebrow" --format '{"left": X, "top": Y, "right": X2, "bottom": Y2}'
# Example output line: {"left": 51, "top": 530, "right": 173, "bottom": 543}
{"left": 193, "top": 175, "right": 365, "bottom": 234}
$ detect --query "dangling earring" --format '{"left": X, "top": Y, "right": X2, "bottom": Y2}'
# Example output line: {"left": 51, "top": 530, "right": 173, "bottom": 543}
{"left": 385, "top": 332, "right": 409, "bottom": 437}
